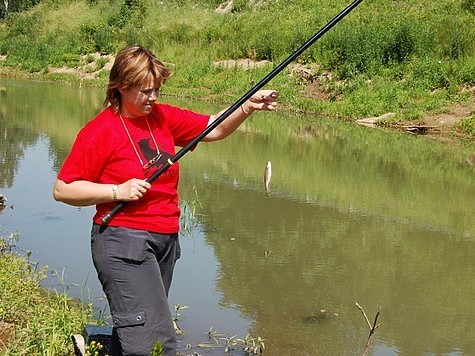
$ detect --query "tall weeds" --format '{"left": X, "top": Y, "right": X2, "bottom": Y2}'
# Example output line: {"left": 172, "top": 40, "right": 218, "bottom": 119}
{"left": 0, "top": 251, "right": 96, "bottom": 354}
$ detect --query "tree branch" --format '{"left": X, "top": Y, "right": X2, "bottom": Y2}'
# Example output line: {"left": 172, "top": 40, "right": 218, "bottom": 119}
{"left": 355, "top": 302, "right": 382, "bottom": 356}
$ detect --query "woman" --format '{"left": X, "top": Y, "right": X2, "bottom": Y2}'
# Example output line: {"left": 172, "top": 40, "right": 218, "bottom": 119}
{"left": 53, "top": 45, "right": 278, "bottom": 355}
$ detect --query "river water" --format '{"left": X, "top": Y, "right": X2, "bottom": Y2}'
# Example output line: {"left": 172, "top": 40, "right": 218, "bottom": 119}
{"left": 1, "top": 78, "right": 474, "bottom": 355}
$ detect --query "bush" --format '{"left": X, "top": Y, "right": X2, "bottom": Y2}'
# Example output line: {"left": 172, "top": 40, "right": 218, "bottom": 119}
{"left": 409, "top": 57, "right": 450, "bottom": 90}
{"left": 436, "top": 17, "right": 473, "bottom": 59}
{"left": 0, "top": 251, "right": 95, "bottom": 354}
{"left": 61, "top": 53, "right": 82, "bottom": 67}
{"left": 382, "top": 22, "right": 415, "bottom": 64}
{"left": 461, "top": 0, "right": 475, "bottom": 14}
{"left": 4, "top": 11, "right": 39, "bottom": 36}
{"left": 78, "top": 22, "right": 115, "bottom": 54}
{"left": 456, "top": 114, "right": 475, "bottom": 136}
{"left": 117, "top": 0, "right": 147, "bottom": 28}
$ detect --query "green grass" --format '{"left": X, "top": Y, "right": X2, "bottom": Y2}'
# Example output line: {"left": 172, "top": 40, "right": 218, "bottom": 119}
{"left": 0, "top": 233, "right": 97, "bottom": 355}
{"left": 457, "top": 113, "right": 475, "bottom": 136}
{"left": 1, "top": 0, "right": 474, "bottom": 136}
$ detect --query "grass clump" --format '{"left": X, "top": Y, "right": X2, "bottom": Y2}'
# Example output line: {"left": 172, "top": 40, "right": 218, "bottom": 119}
{"left": 0, "top": 232, "right": 96, "bottom": 355}
{"left": 456, "top": 112, "right": 475, "bottom": 136}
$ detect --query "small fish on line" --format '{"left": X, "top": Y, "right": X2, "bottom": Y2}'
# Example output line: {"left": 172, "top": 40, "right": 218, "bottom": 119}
{"left": 264, "top": 161, "right": 272, "bottom": 195}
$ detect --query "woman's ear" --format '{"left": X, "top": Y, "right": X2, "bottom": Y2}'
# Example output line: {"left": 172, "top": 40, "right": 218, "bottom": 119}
{"left": 118, "top": 86, "right": 128, "bottom": 95}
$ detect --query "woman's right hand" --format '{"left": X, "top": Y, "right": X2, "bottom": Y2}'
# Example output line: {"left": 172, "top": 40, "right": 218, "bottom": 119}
{"left": 54, "top": 178, "right": 151, "bottom": 206}
{"left": 117, "top": 178, "right": 151, "bottom": 201}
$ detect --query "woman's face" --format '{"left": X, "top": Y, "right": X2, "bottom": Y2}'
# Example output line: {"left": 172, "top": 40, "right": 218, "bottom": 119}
{"left": 120, "top": 75, "right": 160, "bottom": 118}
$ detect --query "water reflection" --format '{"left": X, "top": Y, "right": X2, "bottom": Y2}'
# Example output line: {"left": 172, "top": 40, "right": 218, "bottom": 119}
{"left": 1, "top": 78, "right": 475, "bottom": 354}
{"left": 180, "top": 134, "right": 475, "bottom": 354}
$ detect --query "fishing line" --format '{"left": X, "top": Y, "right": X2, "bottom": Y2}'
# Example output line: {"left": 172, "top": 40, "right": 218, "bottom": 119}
{"left": 102, "top": 0, "right": 364, "bottom": 224}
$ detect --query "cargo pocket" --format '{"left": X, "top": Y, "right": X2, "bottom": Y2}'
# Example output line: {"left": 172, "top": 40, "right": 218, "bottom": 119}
{"left": 111, "top": 310, "right": 146, "bottom": 328}
{"left": 111, "top": 311, "right": 151, "bottom": 355}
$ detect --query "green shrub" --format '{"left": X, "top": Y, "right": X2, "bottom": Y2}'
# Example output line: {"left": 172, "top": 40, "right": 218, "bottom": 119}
{"left": 166, "top": 22, "right": 196, "bottom": 44}
{"left": 382, "top": 22, "right": 415, "bottom": 65}
{"left": 4, "top": 11, "right": 39, "bottom": 36}
{"left": 408, "top": 57, "right": 451, "bottom": 90}
{"left": 117, "top": 0, "right": 147, "bottom": 28}
{"left": 461, "top": 0, "right": 475, "bottom": 14}
{"left": 5, "top": 0, "right": 40, "bottom": 14}
{"left": 78, "top": 23, "right": 102, "bottom": 54}
{"left": 0, "top": 252, "right": 95, "bottom": 354}
{"left": 455, "top": 56, "right": 475, "bottom": 84}
{"left": 437, "top": 17, "right": 473, "bottom": 59}
{"left": 61, "top": 53, "right": 82, "bottom": 67}
{"left": 5, "top": 40, "right": 55, "bottom": 72}
{"left": 321, "top": 22, "right": 380, "bottom": 78}
{"left": 456, "top": 114, "right": 475, "bottom": 136}
{"left": 232, "top": 0, "right": 248, "bottom": 13}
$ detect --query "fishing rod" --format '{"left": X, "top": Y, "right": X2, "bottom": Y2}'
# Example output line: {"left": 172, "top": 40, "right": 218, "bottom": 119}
{"left": 101, "top": 0, "right": 364, "bottom": 224}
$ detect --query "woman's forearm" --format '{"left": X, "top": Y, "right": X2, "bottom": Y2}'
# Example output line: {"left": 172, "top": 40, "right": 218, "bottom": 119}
{"left": 205, "top": 104, "right": 252, "bottom": 141}
{"left": 53, "top": 179, "right": 115, "bottom": 206}
{"left": 204, "top": 90, "right": 278, "bottom": 142}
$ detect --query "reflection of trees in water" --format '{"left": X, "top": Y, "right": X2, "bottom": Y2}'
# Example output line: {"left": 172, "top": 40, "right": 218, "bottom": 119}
{"left": 180, "top": 171, "right": 475, "bottom": 355}
{"left": 196, "top": 183, "right": 371, "bottom": 354}
{"left": 0, "top": 114, "right": 38, "bottom": 189}
{"left": 0, "top": 80, "right": 105, "bottom": 186}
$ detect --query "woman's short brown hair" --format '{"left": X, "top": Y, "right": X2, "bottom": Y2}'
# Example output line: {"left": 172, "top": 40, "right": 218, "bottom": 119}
{"left": 104, "top": 45, "right": 171, "bottom": 111}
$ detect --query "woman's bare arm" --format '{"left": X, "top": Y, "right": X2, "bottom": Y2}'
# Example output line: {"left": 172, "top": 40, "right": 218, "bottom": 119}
{"left": 53, "top": 178, "right": 151, "bottom": 206}
{"left": 204, "top": 90, "right": 278, "bottom": 142}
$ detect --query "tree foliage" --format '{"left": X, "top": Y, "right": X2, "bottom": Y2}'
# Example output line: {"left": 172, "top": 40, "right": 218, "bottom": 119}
{"left": 1, "top": 0, "right": 41, "bottom": 18}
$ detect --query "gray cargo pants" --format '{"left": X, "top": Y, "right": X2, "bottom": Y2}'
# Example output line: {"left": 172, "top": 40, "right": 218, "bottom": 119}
{"left": 91, "top": 224, "right": 180, "bottom": 355}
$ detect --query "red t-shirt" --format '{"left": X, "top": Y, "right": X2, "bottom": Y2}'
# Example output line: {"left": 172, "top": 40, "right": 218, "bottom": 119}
{"left": 57, "top": 104, "right": 209, "bottom": 233}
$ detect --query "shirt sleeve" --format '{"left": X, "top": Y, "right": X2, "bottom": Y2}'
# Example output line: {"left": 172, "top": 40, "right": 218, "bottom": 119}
{"left": 57, "top": 128, "right": 106, "bottom": 183}
{"left": 157, "top": 104, "right": 210, "bottom": 147}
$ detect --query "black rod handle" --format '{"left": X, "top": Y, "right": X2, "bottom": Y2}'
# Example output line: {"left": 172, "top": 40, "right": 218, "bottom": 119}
{"left": 101, "top": 162, "right": 173, "bottom": 224}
